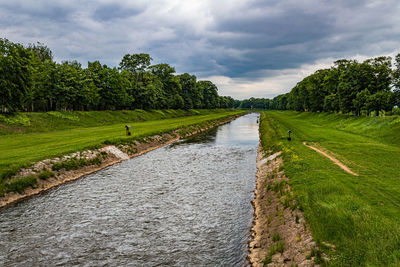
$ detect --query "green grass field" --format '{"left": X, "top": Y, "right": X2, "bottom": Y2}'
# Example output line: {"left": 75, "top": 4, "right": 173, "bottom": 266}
{"left": 0, "top": 109, "right": 243, "bottom": 185}
{"left": 0, "top": 109, "right": 232, "bottom": 135}
{"left": 259, "top": 111, "right": 400, "bottom": 266}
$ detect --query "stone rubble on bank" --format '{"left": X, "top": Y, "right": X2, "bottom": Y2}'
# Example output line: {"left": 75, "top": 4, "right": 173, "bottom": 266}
{"left": 100, "top": 146, "right": 130, "bottom": 160}
{"left": 249, "top": 146, "right": 327, "bottom": 266}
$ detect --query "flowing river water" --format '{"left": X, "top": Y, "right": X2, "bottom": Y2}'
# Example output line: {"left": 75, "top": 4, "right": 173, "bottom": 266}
{"left": 0, "top": 113, "right": 259, "bottom": 266}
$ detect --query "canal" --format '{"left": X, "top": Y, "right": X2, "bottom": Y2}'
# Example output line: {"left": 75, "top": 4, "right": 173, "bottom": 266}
{"left": 0, "top": 113, "right": 259, "bottom": 266}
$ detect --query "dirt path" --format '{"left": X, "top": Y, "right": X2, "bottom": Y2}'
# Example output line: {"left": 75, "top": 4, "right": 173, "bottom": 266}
{"left": 303, "top": 142, "right": 358, "bottom": 176}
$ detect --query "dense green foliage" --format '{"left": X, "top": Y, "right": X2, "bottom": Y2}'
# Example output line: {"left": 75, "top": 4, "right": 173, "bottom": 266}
{"left": 0, "top": 39, "right": 235, "bottom": 113}
{"left": 259, "top": 111, "right": 400, "bottom": 265}
{"left": 238, "top": 55, "right": 400, "bottom": 116}
{"left": 0, "top": 109, "right": 243, "bottom": 195}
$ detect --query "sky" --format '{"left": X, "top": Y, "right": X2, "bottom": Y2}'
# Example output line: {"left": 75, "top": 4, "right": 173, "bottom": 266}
{"left": 1, "top": 0, "right": 400, "bottom": 99}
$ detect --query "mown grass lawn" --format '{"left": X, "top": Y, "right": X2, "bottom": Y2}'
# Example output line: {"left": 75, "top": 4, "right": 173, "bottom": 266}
{"left": 259, "top": 111, "right": 400, "bottom": 266}
{"left": 0, "top": 110, "right": 242, "bottom": 180}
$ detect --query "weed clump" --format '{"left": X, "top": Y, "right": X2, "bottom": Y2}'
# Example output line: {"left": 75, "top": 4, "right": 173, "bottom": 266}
{"left": 272, "top": 232, "right": 281, "bottom": 242}
{"left": 272, "top": 180, "right": 287, "bottom": 194}
{"left": 305, "top": 246, "right": 326, "bottom": 264}
{"left": 38, "top": 169, "right": 55, "bottom": 180}
{"left": 6, "top": 175, "right": 37, "bottom": 194}
{"left": 263, "top": 241, "right": 286, "bottom": 265}
{"left": 267, "top": 215, "right": 273, "bottom": 226}
{"left": 52, "top": 155, "right": 102, "bottom": 172}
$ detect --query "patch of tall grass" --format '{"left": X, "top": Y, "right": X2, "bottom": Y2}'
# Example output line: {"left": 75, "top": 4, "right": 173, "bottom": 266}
{"left": 6, "top": 175, "right": 37, "bottom": 194}
{"left": 52, "top": 155, "right": 102, "bottom": 172}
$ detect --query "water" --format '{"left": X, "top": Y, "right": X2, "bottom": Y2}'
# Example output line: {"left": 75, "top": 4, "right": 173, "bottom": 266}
{"left": 0, "top": 114, "right": 259, "bottom": 266}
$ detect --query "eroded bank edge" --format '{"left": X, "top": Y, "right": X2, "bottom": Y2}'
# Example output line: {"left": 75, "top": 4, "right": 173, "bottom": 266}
{"left": 248, "top": 145, "right": 327, "bottom": 266}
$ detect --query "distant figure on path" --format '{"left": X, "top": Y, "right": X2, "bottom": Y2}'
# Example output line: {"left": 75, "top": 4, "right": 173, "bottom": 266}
{"left": 125, "top": 125, "right": 131, "bottom": 136}
{"left": 287, "top": 130, "right": 291, "bottom": 141}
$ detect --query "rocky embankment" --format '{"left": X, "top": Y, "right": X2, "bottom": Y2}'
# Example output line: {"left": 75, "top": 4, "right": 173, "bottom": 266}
{"left": 0, "top": 114, "right": 243, "bottom": 208}
{"left": 248, "top": 145, "right": 324, "bottom": 266}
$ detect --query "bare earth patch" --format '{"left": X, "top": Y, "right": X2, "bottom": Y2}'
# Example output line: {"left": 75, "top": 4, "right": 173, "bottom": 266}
{"left": 248, "top": 145, "right": 320, "bottom": 266}
{"left": 303, "top": 142, "right": 358, "bottom": 176}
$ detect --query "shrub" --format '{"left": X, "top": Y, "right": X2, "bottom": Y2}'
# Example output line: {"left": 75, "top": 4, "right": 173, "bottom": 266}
{"left": 6, "top": 175, "right": 37, "bottom": 194}
{"left": 1, "top": 166, "right": 20, "bottom": 181}
{"left": 87, "top": 156, "right": 102, "bottom": 166}
{"left": 52, "top": 155, "right": 102, "bottom": 171}
{"left": 38, "top": 169, "right": 55, "bottom": 180}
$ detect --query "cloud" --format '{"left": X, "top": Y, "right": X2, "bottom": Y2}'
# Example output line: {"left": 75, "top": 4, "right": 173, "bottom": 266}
{"left": 92, "top": 3, "right": 143, "bottom": 21}
{"left": 204, "top": 57, "right": 336, "bottom": 99}
{"left": 0, "top": 0, "right": 400, "bottom": 98}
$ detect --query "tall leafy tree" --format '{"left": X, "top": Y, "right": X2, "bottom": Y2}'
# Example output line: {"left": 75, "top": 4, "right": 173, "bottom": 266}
{"left": 393, "top": 53, "right": 400, "bottom": 106}
{"left": 0, "top": 39, "right": 33, "bottom": 112}
{"left": 353, "top": 89, "right": 371, "bottom": 115}
{"left": 197, "top": 81, "right": 219, "bottom": 109}
{"left": 150, "top": 64, "right": 184, "bottom": 109}
{"left": 27, "top": 42, "right": 56, "bottom": 111}
{"left": 119, "top": 53, "right": 152, "bottom": 92}
{"left": 52, "top": 61, "right": 100, "bottom": 111}
{"left": 177, "top": 73, "right": 198, "bottom": 109}
{"left": 367, "top": 91, "right": 394, "bottom": 116}
{"left": 133, "top": 72, "right": 164, "bottom": 109}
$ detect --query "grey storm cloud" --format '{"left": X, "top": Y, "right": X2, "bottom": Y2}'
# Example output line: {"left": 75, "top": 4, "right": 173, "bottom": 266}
{"left": 92, "top": 4, "right": 143, "bottom": 21}
{"left": 1, "top": 0, "right": 400, "bottom": 97}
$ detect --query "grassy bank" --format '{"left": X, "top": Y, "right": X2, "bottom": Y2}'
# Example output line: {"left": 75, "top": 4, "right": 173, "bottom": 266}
{"left": 259, "top": 111, "right": 400, "bottom": 266}
{"left": 0, "top": 109, "right": 231, "bottom": 135}
{"left": 0, "top": 109, "right": 244, "bottom": 193}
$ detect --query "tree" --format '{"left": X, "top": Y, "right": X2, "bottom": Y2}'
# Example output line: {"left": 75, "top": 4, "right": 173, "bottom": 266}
{"left": 98, "top": 67, "right": 132, "bottom": 110}
{"left": 337, "top": 60, "right": 363, "bottom": 113}
{"left": 177, "top": 73, "right": 198, "bottom": 109}
{"left": 119, "top": 53, "right": 152, "bottom": 74}
{"left": 52, "top": 61, "right": 100, "bottom": 111}
{"left": 304, "top": 70, "right": 329, "bottom": 112}
{"left": 353, "top": 89, "right": 370, "bottom": 115}
{"left": 364, "top": 56, "right": 392, "bottom": 93}
{"left": 133, "top": 72, "right": 164, "bottom": 109}
{"left": 367, "top": 91, "right": 394, "bottom": 116}
{"left": 197, "top": 81, "right": 219, "bottom": 108}
{"left": 0, "top": 39, "right": 33, "bottom": 112}
{"left": 0, "top": 39, "right": 237, "bottom": 112}
{"left": 393, "top": 53, "right": 400, "bottom": 107}
{"left": 119, "top": 53, "right": 152, "bottom": 93}
{"left": 149, "top": 64, "right": 184, "bottom": 109}
{"left": 323, "top": 93, "right": 339, "bottom": 112}
{"left": 27, "top": 42, "right": 56, "bottom": 111}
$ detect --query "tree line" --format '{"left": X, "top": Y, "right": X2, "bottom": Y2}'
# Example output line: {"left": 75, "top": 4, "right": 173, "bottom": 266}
{"left": 237, "top": 55, "right": 400, "bottom": 115}
{"left": 0, "top": 39, "right": 236, "bottom": 113}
